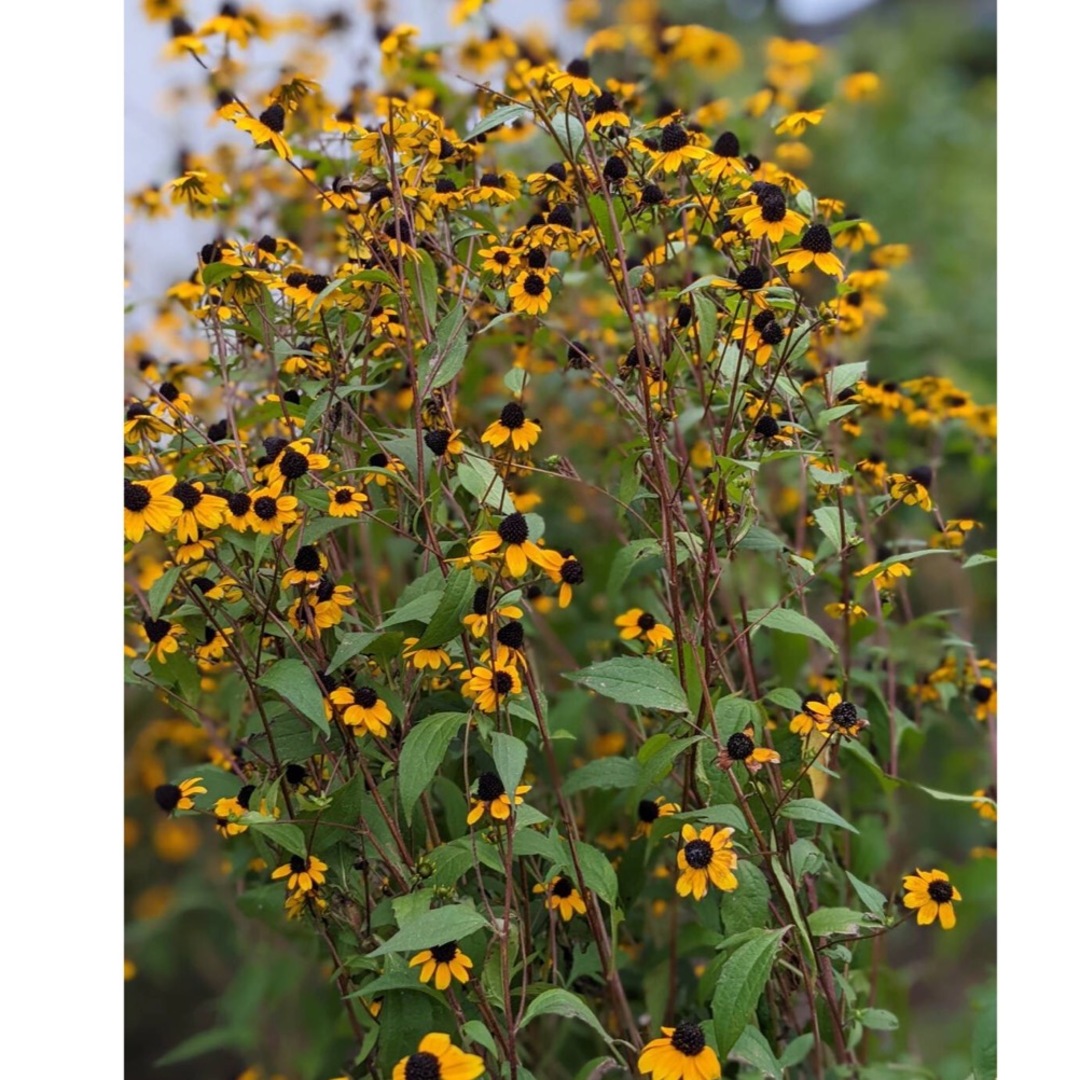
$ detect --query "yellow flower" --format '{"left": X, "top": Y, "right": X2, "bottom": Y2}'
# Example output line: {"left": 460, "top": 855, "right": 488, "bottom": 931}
{"left": 327, "top": 485, "right": 369, "bottom": 517}
{"left": 676, "top": 824, "right": 738, "bottom": 900}
{"left": 224, "top": 102, "right": 291, "bottom": 159}
{"left": 281, "top": 545, "right": 328, "bottom": 588}
{"left": 551, "top": 58, "right": 600, "bottom": 97}
{"left": 172, "top": 481, "right": 228, "bottom": 544}
{"left": 887, "top": 471, "right": 933, "bottom": 512}
{"left": 804, "top": 692, "right": 868, "bottom": 738}
{"left": 646, "top": 122, "right": 708, "bottom": 174}
{"left": 614, "top": 608, "right": 674, "bottom": 651}
{"left": 507, "top": 271, "right": 553, "bottom": 316}
{"left": 824, "top": 601, "right": 869, "bottom": 624}
{"left": 271, "top": 854, "right": 329, "bottom": 894}
{"left": 482, "top": 402, "right": 542, "bottom": 452}
{"left": 775, "top": 108, "right": 826, "bottom": 136}
{"left": 463, "top": 663, "right": 522, "bottom": 713}
{"left": 263, "top": 438, "right": 330, "bottom": 484}
{"left": 391, "top": 1034, "right": 484, "bottom": 1080}
{"left": 246, "top": 481, "right": 300, "bottom": 535}
{"left": 855, "top": 560, "right": 912, "bottom": 591}
{"left": 639, "top": 1021, "right": 721, "bottom": 1080}
{"left": 534, "top": 875, "right": 588, "bottom": 921}
{"left": 533, "top": 549, "right": 585, "bottom": 608}
{"left": 789, "top": 694, "right": 831, "bottom": 737}
{"left": 478, "top": 245, "right": 518, "bottom": 276}
{"left": 409, "top": 942, "right": 473, "bottom": 990}
{"left": 330, "top": 686, "right": 393, "bottom": 737}
{"left": 466, "top": 771, "right": 530, "bottom": 824}
{"left": 971, "top": 677, "right": 997, "bottom": 721}
{"left": 403, "top": 637, "right": 451, "bottom": 671}
{"left": 468, "top": 513, "right": 549, "bottom": 578}
{"left": 462, "top": 585, "right": 523, "bottom": 638}
{"left": 718, "top": 726, "right": 781, "bottom": 773}
{"left": 125, "top": 476, "right": 183, "bottom": 543}
{"left": 153, "top": 776, "right": 207, "bottom": 813}
{"left": 841, "top": 72, "right": 881, "bottom": 102}
{"left": 634, "top": 796, "right": 680, "bottom": 838}
{"left": 774, "top": 224, "right": 844, "bottom": 277}
{"left": 142, "top": 617, "right": 184, "bottom": 664}
{"left": 973, "top": 788, "right": 997, "bottom": 822}
{"left": 903, "top": 868, "right": 961, "bottom": 930}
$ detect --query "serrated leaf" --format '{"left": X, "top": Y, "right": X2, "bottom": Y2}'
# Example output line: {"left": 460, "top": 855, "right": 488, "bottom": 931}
{"left": 369, "top": 904, "right": 489, "bottom": 956}
{"left": 766, "top": 687, "right": 804, "bottom": 711}
{"left": 711, "top": 928, "right": 788, "bottom": 1058}
{"left": 414, "top": 569, "right": 473, "bottom": 648}
{"left": 828, "top": 362, "right": 866, "bottom": 395}
{"left": 398, "top": 713, "right": 468, "bottom": 820}
{"left": 732, "top": 1025, "right": 782, "bottom": 1078}
{"left": 562, "top": 757, "right": 641, "bottom": 795}
{"left": 813, "top": 506, "right": 844, "bottom": 550}
{"left": 748, "top": 608, "right": 838, "bottom": 655}
{"left": 256, "top": 659, "right": 329, "bottom": 736}
{"left": 491, "top": 732, "right": 528, "bottom": 799}
{"left": 564, "top": 658, "right": 689, "bottom": 714}
{"left": 807, "top": 906, "right": 871, "bottom": 936}
{"left": 520, "top": 988, "right": 613, "bottom": 1043}
{"left": 780, "top": 798, "right": 859, "bottom": 833}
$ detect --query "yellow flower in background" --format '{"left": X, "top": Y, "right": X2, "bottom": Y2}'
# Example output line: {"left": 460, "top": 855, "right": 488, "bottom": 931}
{"left": 615, "top": 608, "right": 674, "bottom": 651}
{"left": 634, "top": 796, "right": 680, "bottom": 838}
{"left": 482, "top": 402, "right": 542, "bottom": 451}
{"left": 903, "top": 868, "right": 961, "bottom": 929}
{"left": 534, "top": 875, "right": 587, "bottom": 921}
{"left": 973, "top": 788, "right": 997, "bottom": 821}
{"left": 271, "top": 854, "right": 328, "bottom": 894}
{"left": 466, "top": 771, "right": 531, "bottom": 824}
{"left": 409, "top": 942, "right": 473, "bottom": 990}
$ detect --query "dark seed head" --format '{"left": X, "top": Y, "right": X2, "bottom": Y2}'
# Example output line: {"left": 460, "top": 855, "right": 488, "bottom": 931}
{"left": 305, "top": 274, "right": 329, "bottom": 294}
{"left": 736, "top": 265, "right": 766, "bottom": 290}
{"left": 294, "top": 546, "right": 321, "bottom": 573}
{"left": 744, "top": 153, "right": 761, "bottom": 171}
{"left": 369, "top": 452, "right": 389, "bottom": 468}
{"left": 802, "top": 693, "right": 825, "bottom": 710}
{"left": 126, "top": 402, "right": 151, "bottom": 421}
{"left": 263, "top": 436, "right": 289, "bottom": 460}
{"left": 527, "top": 247, "right": 548, "bottom": 269}
{"left": 761, "top": 321, "right": 785, "bottom": 346}
{"left": 208, "top": 419, "right": 229, "bottom": 442}
{"left": 671, "top": 1022, "right": 707, "bottom": 1057}
{"left": 551, "top": 876, "right": 574, "bottom": 898}
{"left": 760, "top": 191, "right": 788, "bottom": 223}
{"left": 497, "top": 621, "right": 525, "bottom": 650}
{"left": 434, "top": 177, "right": 458, "bottom": 194}
{"left": 278, "top": 448, "right": 309, "bottom": 479}
{"left": 603, "top": 155, "right": 629, "bottom": 182}
{"left": 472, "top": 585, "right": 491, "bottom": 616}
{"left": 837, "top": 387, "right": 857, "bottom": 402}
{"left": 424, "top": 429, "right": 451, "bottom": 456}
{"left": 972, "top": 683, "right": 993, "bottom": 704}
{"left": 170, "top": 15, "right": 194, "bottom": 36}
{"left": 143, "top": 616, "right": 171, "bottom": 643}
{"left": 641, "top": 183, "right": 664, "bottom": 206}
{"left": 560, "top": 558, "right": 585, "bottom": 585}
{"left": 907, "top": 465, "right": 932, "bottom": 488}
{"left": 567, "top": 58, "right": 591, "bottom": 78}
{"left": 173, "top": 481, "right": 202, "bottom": 510}
{"left": 429, "top": 941, "right": 459, "bottom": 963}
{"left": 227, "top": 491, "right": 252, "bottom": 517}
{"left": 801, "top": 224, "right": 833, "bottom": 254}
{"left": 284, "top": 763, "right": 307, "bottom": 786}
{"left": 726, "top": 732, "right": 754, "bottom": 761}
{"left": 831, "top": 700, "right": 859, "bottom": 727}
{"left": 285, "top": 271, "right": 307, "bottom": 288}
{"left": 494, "top": 671, "right": 514, "bottom": 694}
{"left": 637, "top": 799, "right": 660, "bottom": 823}
{"left": 237, "top": 784, "right": 255, "bottom": 808}
{"left": 158, "top": 381, "right": 181, "bottom": 403}
{"left": 636, "top": 611, "right": 657, "bottom": 631}
{"left": 256, "top": 234, "right": 278, "bottom": 254}
{"left": 567, "top": 340, "right": 591, "bottom": 369}
{"left": 201, "top": 242, "right": 222, "bottom": 264}
{"left": 683, "top": 840, "right": 713, "bottom": 870}
{"left": 548, "top": 202, "right": 574, "bottom": 228}
{"left": 659, "top": 122, "right": 689, "bottom": 153}
{"left": 928, "top": 879, "right": 954, "bottom": 903}
{"left": 252, "top": 495, "right": 279, "bottom": 521}
{"left": 753, "top": 310, "right": 776, "bottom": 332}
{"left": 259, "top": 104, "right": 286, "bottom": 133}
{"left": 522, "top": 272, "right": 546, "bottom": 297}
{"left": 755, "top": 415, "right": 780, "bottom": 438}
{"left": 480, "top": 172, "right": 504, "bottom": 189}
{"left": 124, "top": 482, "right": 152, "bottom": 512}
{"left": 500, "top": 402, "right": 526, "bottom": 429}
{"left": 545, "top": 162, "right": 567, "bottom": 181}
{"left": 354, "top": 686, "right": 379, "bottom": 708}
{"left": 403, "top": 1052, "right": 440, "bottom": 1080}
{"left": 497, "top": 512, "right": 530, "bottom": 545}
{"left": 154, "top": 784, "right": 182, "bottom": 812}
{"left": 477, "top": 772, "right": 505, "bottom": 801}
{"left": 384, "top": 218, "right": 412, "bottom": 245}
{"left": 713, "top": 131, "right": 740, "bottom": 157}
{"left": 289, "top": 854, "right": 307, "bottom": 873}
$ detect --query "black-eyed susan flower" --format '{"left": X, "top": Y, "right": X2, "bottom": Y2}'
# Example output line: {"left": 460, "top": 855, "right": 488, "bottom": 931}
{"left": 125, "top": 401, "right": 173, "bottom": 440}
{"left": 551, "top": 57, "right": 600, "bottom": 97}
{"left": 247, "top": 481, "right": 300, "bottom": 535}
{"left": 327, "top": 485, "right": 369, "bottom": 517}
{"left": 903, "top": 868, "right": 961, "bottom": 930}
{"left": 888, "top": 468, "right": 933, "bottom": 511}
{"left": 466, "top": 770, "right": 530, "bottom": 824}
{"left": 856, "top": 453, "right": 888, "bottom": 485}
{"left": 971, "top": 677, "right": 997, "bottom": 721}
{"left": 700, "top": 130, "right": 748, "bottom": 181}
{"left": 468, "top": 512, "right": 548, "bottom": 578}
{"left": 197, "top": 625, "right": 234, "bottom": 662}
{"left": 752, "top": 414, "right": 794, "bottom": 447}
{"left": 508, "top": 271, "right": 553, "bottom": 317}
{"left": 364, "top": 452, "right": 408, "bottom": 486}
{"left": 824, "top": 601, "right": 869, "bottom": 624}
{"left": 790, "top": 693, "right": 829, "bottom": 736}
{"left": 587, "top": 90, "right": 630, "bottom": 130}
{"left": 227, "top": 101, "right": 291, "bottom": 159}
{"left": 614, "top": 608, "right": 674, "bottom": 651}
{"left": 717, "top": 726, "right": 781, "bottom": 773}
{"left": 731, "top": 186, "right": 806, "bottom": 243}
{"left": 221, "top": 491, "right": 253, "bottom": 532}
{"left": 213, "top": 790, "right": 250, "bottom": 837}
{"left": 804, "top": 692, "right": 868, "bottom": 738}
{"left": 330, "top": 685, "right": 392, "bottom": 737}
{"left": 774, "top": 223, "right": 844, "bottom": 277}
{"left": 423, "top": 427, "right": 465, "bottom": 459}
{"left": 391, "top": 1033, "right": 484, "bottom": 1080}
{"left": 482, "top": 402, "right": 542, "bottom": 452}
{"left": 534, "top": 548, "right": 584, "bottom": 607}
{"left": 462, "top": 585, "right": 523, "bottom": 638}
{"left": 408, "top": 942, "right": 473, "bottom": 990}
{"left": 282, "top": 545, "right": 328, "bottom": 587}
{"left": 634, "top": 796, "right": 680, "bottom": 838}
{"left": 142, "top": 616, "right": 184, "bottom": 663}
{"left": 124, "top": 477, "right": 183, "bottom": 543}
{"left": 855, "top": 560, "right": 912, "bottom": 592}
{"left": 647, "top": 121, "right": 708, "bottom": 174}
{"left": 264, "top": 438, "right": 330, "bottom": 485}
{"left": 271, "top": 853, "right": 329, "bottom": 894}
{"left": 676, "top": 824, "right": 739, "bottom": 900}
{"left": 403, "top": 637, "right": 451, "bottom": 671}
{"left": 775, "top": 108, "right": 826, "bottom": 136}
{"left": 478, "top": 245, "right": 518, "bottom": 276}
{"left": 534, "top": 874, "right": 588, "bottom": 921}
{"left": 463, "top": 663, "right": 523, "bottom": 713}
{"left": 833, "top": 214, "right": 881, "bottom": 251}
{"left": 154, "top": 776, "right": 207, "bottom": 813}
{"left": 172, "top": 481, "right": 228, "bottom": 543}
{"left": 639, "top": 1021, "right": 721, "bottom": 1080}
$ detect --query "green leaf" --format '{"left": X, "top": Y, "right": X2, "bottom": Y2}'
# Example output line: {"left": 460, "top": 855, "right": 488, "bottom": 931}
{"left": 711, "top": 928, "right": 788, "bottom": 1059}
{"left": 605, "top": 538, "right": 662, "bottom": 598}
{"left": 813, "top": 506, "right": 844, "bottom": 550}
{"left": 327, "top": 631, "right": 380, "bottom": 674}
{"left": 462, "top": 1020, "right": 500, "bottom": 1058}
{"left": 972, "top": 993, "right": 996, "bottom": 1080}
{"left": 748, "top": 608, "right": 838, "bottom": 656}
{"left": 779, "top": 1033, "right": 815, "bottom": 1069}
{"left": 807, "top": 907, "right": 872, "bottom": 937}
{"left": 156, "top": 1027, "right": 239, "bottom": 1067}
{"left": 766, "top": 687, "right": 804, "bottom": 711}
{"left": 565, "top": 658, "right": 689, "bottom": 714}
{"left": 565, "top": 841, "right": 617, "bottom": 906}
{"left": 245, "top": 820, "right": 307, "bottom": 858}
{"left": 963, "top": 551, "right": 996, "bottom": 569}
{"left": 256, "top": 659, "right": 329, "bottom": 736}
{"left": 720, "top": 860, "right": 770, "bottom": 935}
{"left": 200, "top": 262, "right": 241, "bottom": 287}
{"left": 398, "top": 713, "right": 469, "bottom": 820}
{"left": 466, "top": 102, "right": 532, "bottom": 140}
{"left": 845, "top": 871, "right": 887, "bottom": 917}
{"left": 148, "top": 566, "right": 182, "bottom": 618}
{"left": 457, "top": 454, "right": 512, "bottom": 512}
{"left": 731, "top": 1025, "right": 783, "bottom": 1078}
{"left": 420, "top": 302, "right": 470, "bottom": 394}
{"left": 369, "top": 903, "right": 489, "bottom": 956}
{"left": 520, "top": 988, "right": 613, "bottom": 1044}
{"left": 780, "top": 798, "right": 859, "bottom": 833}
{"left": 491, "top": 732, "right": 528, "bottom": 799}
{"left": 693, "top": 292, "right": 719, "bottom": 359}
{"left": 562, "top": 757, "right": 641, "bottom": 796}
{"left": 382, "top": 591, "right": 443, "bottom": 629}
{"left": 827, "top": 362, "right": 866, "bottom": 395}
{"left": 414, "top": 569, "right": 472, "bottom": 648}
{"left": 860, "top": 1008, "right": 900, "bottom": 1032}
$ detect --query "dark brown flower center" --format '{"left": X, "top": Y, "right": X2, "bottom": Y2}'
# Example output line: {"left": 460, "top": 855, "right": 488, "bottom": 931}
{"left": 477, "top": 771, "right": 505, "bottom": 801}
{"left": 928, "top": 880, "right": 953, "bottom": 903}
{"left": 683, "top": 839, "right": 713, "bottom": 869}
{"left": 671, "top": 1022, "right": 707, "bottom": 1057}
{"left": 124, "top": 482, "right": 151, "bottom": 512}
